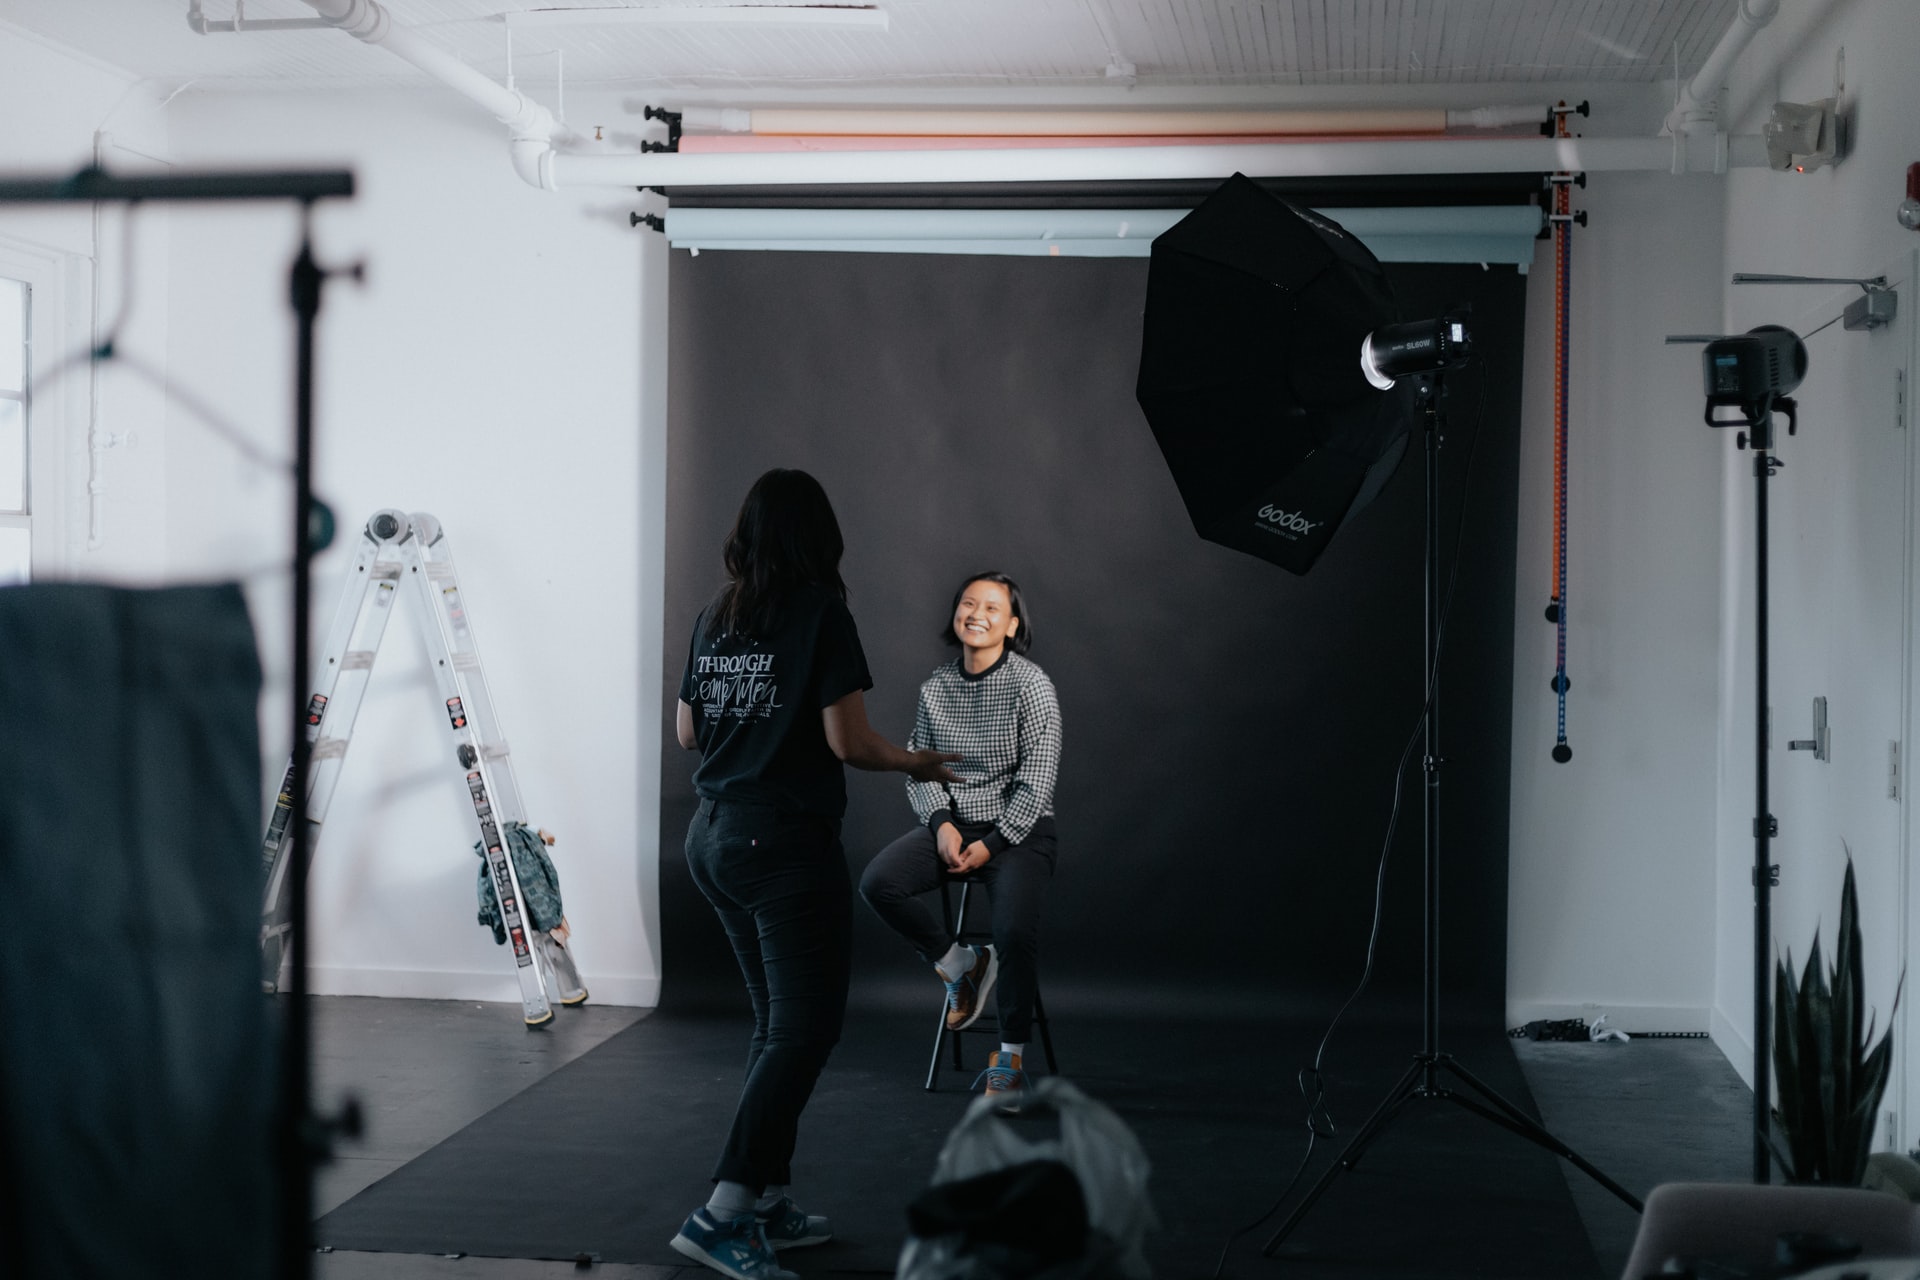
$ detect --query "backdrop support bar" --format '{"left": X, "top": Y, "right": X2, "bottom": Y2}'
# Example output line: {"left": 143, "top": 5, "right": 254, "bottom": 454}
{"left": 0, "top": 166, "right": 354, "bottom": 204}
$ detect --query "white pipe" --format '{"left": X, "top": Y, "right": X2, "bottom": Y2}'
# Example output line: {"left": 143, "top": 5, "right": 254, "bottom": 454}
{"left": 296, "top": 0, "right": 570, "bottom": 183}
{"left": 1664, "top": 0, "right": 1781, "bottom": 137}
{"left": 547, "top": 134, "right": 1767, "bottom": 189}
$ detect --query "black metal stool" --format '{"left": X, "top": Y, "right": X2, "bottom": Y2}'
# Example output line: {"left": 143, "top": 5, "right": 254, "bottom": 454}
{"left": 924, "top": 872, "right": 1058, "bottom": 1091}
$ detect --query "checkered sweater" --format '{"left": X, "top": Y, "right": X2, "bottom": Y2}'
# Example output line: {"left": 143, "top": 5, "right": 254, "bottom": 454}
{"left": 905, "top": 652, "right": 1061, "bottom": 852}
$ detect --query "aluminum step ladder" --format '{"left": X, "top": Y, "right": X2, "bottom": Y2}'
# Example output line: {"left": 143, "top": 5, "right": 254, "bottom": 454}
{"left": 259, "top": 509, "right": 587, "bottom": 1026}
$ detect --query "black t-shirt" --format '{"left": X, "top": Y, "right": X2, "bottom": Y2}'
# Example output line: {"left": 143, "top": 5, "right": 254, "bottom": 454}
{"left": 678, "top": 585, "right": 874, "bottom": 818}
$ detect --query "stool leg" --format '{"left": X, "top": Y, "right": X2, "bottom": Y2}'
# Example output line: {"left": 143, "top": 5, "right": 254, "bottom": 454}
{"left": 1033, "top": 985, "right": 1059, "bottom": 1073}
{"left": 948, "top": 880, "right": 972, "bottom": 1072}
{"left": 924, "top": 877, "right": 963, "bottom": 1091}
{"left": 924, "top": 1001, "right": 948, "bottom": 1091}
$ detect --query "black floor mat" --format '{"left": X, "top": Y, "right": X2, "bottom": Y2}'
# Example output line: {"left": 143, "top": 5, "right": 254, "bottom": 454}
{"left": 315, "top": 1007, "right": 1602, "bottom": 1278}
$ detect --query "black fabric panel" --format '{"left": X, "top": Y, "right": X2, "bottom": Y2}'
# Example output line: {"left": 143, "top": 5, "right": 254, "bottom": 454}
{"left": 0, "top": 584, "right": 278, "bottom": 1277}
{"left": 315, "top": 1009, "right": 1599, "bottom": 1278}
{"left": 661, "top": 249, "right": 1524, "bottom": 1023}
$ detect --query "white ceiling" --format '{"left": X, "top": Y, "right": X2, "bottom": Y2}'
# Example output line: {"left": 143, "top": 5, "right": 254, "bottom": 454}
{"left": 2, "top": 1, "right": 1741, "bottom": 97}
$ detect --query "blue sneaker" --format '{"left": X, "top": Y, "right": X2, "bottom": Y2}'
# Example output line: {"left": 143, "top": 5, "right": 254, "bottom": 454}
{"left": 944, "top": 944, "right": 998, "bottom": 1031}
{"left": 670, "top": 1207, "right": 798, "bottom": 1280}
{"left": 972, "top": 1050, "right": 1027, "bottom": 1105}
{"left": 757, "top": 1196, "right": 832, "bottom": 1249}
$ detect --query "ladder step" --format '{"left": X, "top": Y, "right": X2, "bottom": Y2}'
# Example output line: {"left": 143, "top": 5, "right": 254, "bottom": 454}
{"left": 313, "top": 738, "right": 349, "bottom": 760}
{"left": 425, "top": 563, "right": 457, "bottom": 582}
{"left": 482, "top": 743, "right": 510, "bottom": 761}
{"left": 453, "top": 653, "right": 482, "bottom": 671}
{"left": 341, "top": 650, "right": 376, "bottom": 670}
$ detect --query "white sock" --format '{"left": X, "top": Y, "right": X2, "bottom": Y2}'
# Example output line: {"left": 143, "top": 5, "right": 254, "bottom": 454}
{"left": 707, "top": 1181, "right": 755, "bottom": 1220}
{"left": 1000, "top": 1043, "right": 1025, "bottom": 1063}
{"left": 935, "top": 942, "right": 976, "bottom": 981}
{"left": 755, "top": 1185, "right": 786, "bottom": 1213}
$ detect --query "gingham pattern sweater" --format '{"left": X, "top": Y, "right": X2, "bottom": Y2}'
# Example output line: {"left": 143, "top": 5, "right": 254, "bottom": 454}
{"left": 905, "top": 651, "right": 1061, "bottom": 852}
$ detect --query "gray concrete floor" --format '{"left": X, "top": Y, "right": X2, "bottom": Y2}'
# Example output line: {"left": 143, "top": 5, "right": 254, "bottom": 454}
{"left": 1513, "top": 1035, "right": 1754, "bottom": 1280}
{"left": 310, "top": 997, "right": 682, "bottom": 1280}
{"left": 307, "top": 998, "right": 1751, "bottom": 1279}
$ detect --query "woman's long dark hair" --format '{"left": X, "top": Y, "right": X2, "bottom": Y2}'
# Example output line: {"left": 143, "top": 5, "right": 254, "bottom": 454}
{"left": 709, "top": 468, "right": 848, "bottom": 640}
{"left": 940, "top": 571, "right": 1032, "bottom": 655}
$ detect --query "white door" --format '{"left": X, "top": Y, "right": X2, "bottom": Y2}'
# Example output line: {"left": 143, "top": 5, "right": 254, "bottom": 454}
{"left": 1762, "top": 251, "right": 1914, "bottom": 1155}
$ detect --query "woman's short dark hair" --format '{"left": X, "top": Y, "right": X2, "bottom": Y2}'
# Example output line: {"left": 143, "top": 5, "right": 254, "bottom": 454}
{"left": 710, "top": 468, "right": 847, "bottom": 640}
{"left": 941, "top": 571, "right": 1032, "bottom": 655}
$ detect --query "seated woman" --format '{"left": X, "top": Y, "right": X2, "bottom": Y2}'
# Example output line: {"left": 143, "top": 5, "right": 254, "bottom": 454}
{"left": 859, "top": 571, "right": 1061, "bottom": 1100}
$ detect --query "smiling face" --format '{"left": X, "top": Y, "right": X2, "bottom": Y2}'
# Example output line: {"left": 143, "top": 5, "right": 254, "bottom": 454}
{"left": 952, "top": 579, "right": 1019, "bottom": 665}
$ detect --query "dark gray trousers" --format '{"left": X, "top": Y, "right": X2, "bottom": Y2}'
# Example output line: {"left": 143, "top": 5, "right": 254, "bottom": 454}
{"left": 858, "top": 821, "right": 1055, "bottom": 1043}
{"left": 684, "top": 797, "right": 851, "bottom": 1190}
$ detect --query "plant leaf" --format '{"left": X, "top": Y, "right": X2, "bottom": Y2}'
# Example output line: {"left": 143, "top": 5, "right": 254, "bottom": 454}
{"left": 1835, "top": 857, "right": 1864, "bottom": 1118}
{"left": 1776, "top": 948, "right": 1804, "bottom": 1173}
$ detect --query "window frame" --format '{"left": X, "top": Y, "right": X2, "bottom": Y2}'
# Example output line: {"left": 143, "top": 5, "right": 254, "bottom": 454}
{"left": 0, "top": 237, "right": 80, "bottom": 582}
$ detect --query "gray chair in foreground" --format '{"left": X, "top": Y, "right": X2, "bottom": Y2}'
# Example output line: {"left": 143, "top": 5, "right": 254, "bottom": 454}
{"left": 1621, "top": 1182, "right": 1920, "bottom": 1279}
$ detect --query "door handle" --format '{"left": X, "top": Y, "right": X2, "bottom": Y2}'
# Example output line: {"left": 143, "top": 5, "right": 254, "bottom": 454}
{"left": 1787, "top": 696, "right": 1829, "bottom": 762}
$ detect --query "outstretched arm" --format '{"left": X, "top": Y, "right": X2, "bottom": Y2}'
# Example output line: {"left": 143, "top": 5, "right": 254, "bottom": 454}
{"left": 823, "top": 689, "right": 960, "bottom": 781}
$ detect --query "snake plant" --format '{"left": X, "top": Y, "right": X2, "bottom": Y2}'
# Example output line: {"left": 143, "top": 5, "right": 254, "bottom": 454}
{"left": 1771, "top": 858, "right": 1904, "bottom": 1184}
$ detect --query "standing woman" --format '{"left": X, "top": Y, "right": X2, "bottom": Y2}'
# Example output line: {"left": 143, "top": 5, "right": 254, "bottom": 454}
{"left": 672, "top": 468, "right": 958, "bottom": 1280}
{"left": 859, "top": 572, "right": 1061, "bottom": 1102}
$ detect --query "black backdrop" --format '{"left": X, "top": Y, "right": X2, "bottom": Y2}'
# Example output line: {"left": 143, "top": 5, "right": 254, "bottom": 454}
{"left": 660, "top": 245, "right": 1526, "bottom": 1027}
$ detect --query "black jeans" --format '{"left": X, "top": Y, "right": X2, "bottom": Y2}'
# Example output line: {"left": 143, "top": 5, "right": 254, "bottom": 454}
{"left": 684, "top": 797, "right": 852, "bottom": 1190}
{"left": 858, "top": 820, "right": 1055, "bottom": 1043}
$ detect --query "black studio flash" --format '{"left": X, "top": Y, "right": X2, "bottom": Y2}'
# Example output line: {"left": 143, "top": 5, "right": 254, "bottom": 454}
{"left": 1701, "top": 324, "right": 1808, "bottom": 427}
{"left": 1360, "top": 314, "right": 1474, "bottom": 390}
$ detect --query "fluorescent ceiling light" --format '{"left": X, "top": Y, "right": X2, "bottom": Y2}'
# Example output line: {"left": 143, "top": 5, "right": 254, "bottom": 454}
{"left": 502, "top": 5, "right": 887, "bottom": 30}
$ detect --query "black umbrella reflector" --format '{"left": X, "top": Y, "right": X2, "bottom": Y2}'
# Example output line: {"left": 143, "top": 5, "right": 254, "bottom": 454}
{"left": 1135, "top": 173, "right": 1414, "bottom": 574}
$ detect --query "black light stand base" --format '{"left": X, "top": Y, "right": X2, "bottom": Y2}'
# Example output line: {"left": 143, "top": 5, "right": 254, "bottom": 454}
{"left": 1261, "top": 1051, "right": 1643, "bottom": 1255}
{"left": 1263, "top": 373, "right": 1641, "bottom": 1261}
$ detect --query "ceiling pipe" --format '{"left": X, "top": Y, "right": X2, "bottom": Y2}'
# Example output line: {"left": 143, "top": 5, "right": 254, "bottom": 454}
{"left": 292, "top": 0, "right": 572, "bottom": 188}
{"left": 1663, "top": 0, "right": 1781, "bottom": 173}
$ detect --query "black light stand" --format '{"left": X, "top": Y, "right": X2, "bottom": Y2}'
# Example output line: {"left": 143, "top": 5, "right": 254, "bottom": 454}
{"left": 1262, "top": 372, "right": 1643, "bottom": 1255}
{"left": 0, "top": 166, "right": 356, "bottom": 1280}
{"left": 1734, "top": 394, "right": 1793, "bottom": 1185}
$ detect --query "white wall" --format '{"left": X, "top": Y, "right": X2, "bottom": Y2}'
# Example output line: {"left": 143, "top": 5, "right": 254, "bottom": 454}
{"left": 155, "top": 87, "right": 665, "bottom": 1005}
{"left": 1707, "top": 0, "right": 1920, "bottom": 1105}
{"left": 0, "top": 23, "right": 173, "bottom": 584}
{"left": 1504, "top": 162, "right": 1730, "bottom": 1035}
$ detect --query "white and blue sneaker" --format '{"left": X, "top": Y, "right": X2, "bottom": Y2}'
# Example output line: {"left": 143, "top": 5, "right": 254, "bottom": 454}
{"left": 757, "top": 1196, "right": 832, "bottom": 1249}
{"left": 944, "top": 944, "right": 998, "bottom": 1031}
{"left": 670, "top": 1207, "right": 798, "bottom": 1280}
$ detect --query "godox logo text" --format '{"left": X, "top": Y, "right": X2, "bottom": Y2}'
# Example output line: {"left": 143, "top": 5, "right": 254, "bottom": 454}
{"left": 1256, "top": 504, "right": 1322, "bottom": 535}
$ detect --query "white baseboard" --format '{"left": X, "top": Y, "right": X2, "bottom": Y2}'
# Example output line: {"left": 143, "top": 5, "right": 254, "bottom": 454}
{"left": 1710, "top": 1004, "right": 1756, "bottom": 1090}
{"left": 306, "top": 965, "right": 660, "bottom": 1008}
{"left": 1505, "top": 999, "right": 1710, "bottom": 1035}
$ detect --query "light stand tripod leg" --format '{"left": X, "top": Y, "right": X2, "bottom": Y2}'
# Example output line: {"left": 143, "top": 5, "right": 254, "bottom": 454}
{"left": 1432, "top": 1058, "right": 1642, "bottom": 1211}
{"left": 1260, "top": 1056, "right": 1427, "bottom": 1254}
